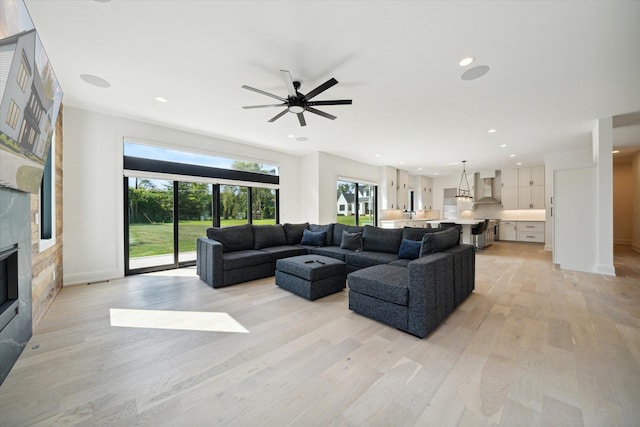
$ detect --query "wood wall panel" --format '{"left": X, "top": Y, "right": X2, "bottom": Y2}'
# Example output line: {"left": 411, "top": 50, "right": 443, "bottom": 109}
{"left": 30, "top": 106, "right": 64, "bottom": 326}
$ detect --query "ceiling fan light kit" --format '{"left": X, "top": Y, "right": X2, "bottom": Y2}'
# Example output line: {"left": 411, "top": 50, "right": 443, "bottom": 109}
{"left": 242, "top": 70, "right": 352, "bottom": 127}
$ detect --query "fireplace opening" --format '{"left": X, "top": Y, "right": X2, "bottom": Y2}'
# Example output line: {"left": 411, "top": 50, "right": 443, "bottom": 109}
{"left": 0, "top": 245, "right": 19, "bottom": 332}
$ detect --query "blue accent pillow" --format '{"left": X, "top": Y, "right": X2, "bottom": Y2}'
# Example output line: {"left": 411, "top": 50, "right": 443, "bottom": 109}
{"left": 398, "top": 239, "right": 421, "bottom": 260}
{"left": 300, "top": 229, "right": 326, "bottom": 246}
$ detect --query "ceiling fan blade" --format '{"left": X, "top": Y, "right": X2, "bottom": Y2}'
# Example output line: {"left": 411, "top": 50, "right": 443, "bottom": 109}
{"left": 306, "top": 99, "right": 352, "bottom": 106}
{"left": 280, "top": 70, "right": 297, "bottom": 98}
{"left": 297, "top": 113, "right": 306, "bottom": 127}
{"left": 268, "top": 109, "right": 289, "bottom": 123}
{"left": 242, "top": 103, "right": 286, "bottom": 109}
{"left": 305, "top": 106, "right": 337, "bottom": 120}
{"left": 241, "top": 85, "right": 286, "bottom": 102}
{"left": 303, "top": 78, "right": 338, "bottom": 101}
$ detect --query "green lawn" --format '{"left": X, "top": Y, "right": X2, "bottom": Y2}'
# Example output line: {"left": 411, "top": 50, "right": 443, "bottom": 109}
{"left": 129, "top": 217, "right": 374, "bottom": 258}
{"left": 129, "top": 219, "right": 275, "bottom": 258}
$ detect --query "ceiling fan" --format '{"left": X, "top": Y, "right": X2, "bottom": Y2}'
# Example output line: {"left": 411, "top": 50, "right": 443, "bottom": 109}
{"left": 242, "top": 70, "right": 352, "bottom": 127}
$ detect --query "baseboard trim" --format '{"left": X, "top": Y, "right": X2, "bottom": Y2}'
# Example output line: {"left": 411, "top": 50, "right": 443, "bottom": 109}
{"left": 64, "top": 269, "right": 123, "bottom": 286}
{"left": 596, "top": 264, "right": 616, "bottom": 277}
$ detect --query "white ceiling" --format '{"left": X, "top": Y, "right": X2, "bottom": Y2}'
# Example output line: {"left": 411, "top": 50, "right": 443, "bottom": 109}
{"left": 24, "top": 0, "right": 640, "bottom": 176}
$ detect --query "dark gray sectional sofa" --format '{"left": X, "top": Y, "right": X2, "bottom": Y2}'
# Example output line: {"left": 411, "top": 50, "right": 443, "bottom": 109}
{"left": 196, "top": 222, "right": 475, "bottom": 338}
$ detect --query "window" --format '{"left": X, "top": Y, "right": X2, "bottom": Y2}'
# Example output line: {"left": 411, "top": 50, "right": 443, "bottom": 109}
{"left": 16, "top": 58, "right": 29, "bottom": 91}
{"left": 5, "top": 100, "right": 19, "bottom": 129}
{"left": 336, "top": 180, "right": 377, "bottom": 226}
{"left": 123, "top": 140, "right": 280, "bottom": 275}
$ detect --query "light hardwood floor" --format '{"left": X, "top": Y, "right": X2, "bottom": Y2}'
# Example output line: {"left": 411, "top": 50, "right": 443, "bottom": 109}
{"left": 1, "top": 242, "right": 639, "bottom": 426}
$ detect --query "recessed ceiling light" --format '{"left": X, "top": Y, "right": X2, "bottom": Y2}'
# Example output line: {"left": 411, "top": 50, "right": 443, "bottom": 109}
{"left": 509, "top": 154, "right": 516, "bottom": 158}
{"left": 375, "top": 153, "right": 380, "bottom": 157}
{"left": 488, "top": 128, "right": 497, "bottom": 133}
{"left": 612, "top": 150, "right": 620, "bottom": 154}
{"left": 399, "top": 161, "right": 404, "bottom": 165}
{"left": 155, "top": 96, "right": 168, "bottom": 103}
{"left": 461, "top": 65, "right": 490, "bottom": 81}
{"left": 459, "top": 57, "right": 474, "bottom": 67}
{"left": 434, "top": 172, "right": 438, "bottom": 176}
{"left": 418, "top": 167, "right": 422, "bottom": 171}
{"left": 500, "top": 144, "right": 508, "bottom": 148}
{"left": 80, "top": 74, "right": 110, "bottom": 88}
{"left": 516, "top": 162, "right": 523, "bottom": 166}
{"left": 288, "top": 134, "right": 294, "bottom": 138}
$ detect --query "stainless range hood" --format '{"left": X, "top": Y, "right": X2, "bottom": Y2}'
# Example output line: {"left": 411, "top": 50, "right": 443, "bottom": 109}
{"left": 474, "top": 171, "right": 501, "bottom": 205}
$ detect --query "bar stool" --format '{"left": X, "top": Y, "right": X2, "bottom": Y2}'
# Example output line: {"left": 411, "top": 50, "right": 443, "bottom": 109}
{"left": 471, "top": 220, "right": 486, "bottom": 250}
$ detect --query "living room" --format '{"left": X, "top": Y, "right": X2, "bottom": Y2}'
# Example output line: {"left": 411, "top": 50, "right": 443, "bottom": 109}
{"left": 1, "top": 1, "right": 640, "bottom": 425}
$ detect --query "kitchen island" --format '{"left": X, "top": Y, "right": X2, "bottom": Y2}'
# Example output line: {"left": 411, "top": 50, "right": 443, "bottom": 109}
{"left": 425, "top": 219, "right": 484, "bottom": 245}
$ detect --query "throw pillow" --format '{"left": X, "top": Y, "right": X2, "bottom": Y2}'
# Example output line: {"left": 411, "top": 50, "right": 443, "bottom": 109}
{"left": 420, "top": 227, "right": 460, "bottom": 257}
{"left": 340, "top": 230, "right": 363, "bottom": 251}
{"left": 398, "top": 239, "right": 421, "bottom": 260}
{"left": 300, "top": 229, "right": 326, "bottom": 246}
{"left": 309, "top": 223, "right": 334, "bottom": 246}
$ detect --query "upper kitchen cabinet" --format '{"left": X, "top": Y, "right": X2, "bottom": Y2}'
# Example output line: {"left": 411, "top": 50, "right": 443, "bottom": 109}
{"left": 501, "top": 166, "right": 545, "bottom": 210}
{"left": 501, "top": 168, "right": 519, "bottom": 209}
{"left": 379, "top": 166, "right": 398, "bottom": 209}
{"left": 518, "top": 166, "right": 545, "bottom": 209}
{"left": 397, "top": 169, "right": 410, "bottom": 210}
{"left": 419, "top": 176, "right": 433, "bottom": 210}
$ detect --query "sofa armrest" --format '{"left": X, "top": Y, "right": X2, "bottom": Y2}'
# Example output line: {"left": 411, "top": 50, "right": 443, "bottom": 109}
{"left": 406, "top": 252, "right": 453, "bottom": 337}
{"left": 196, "top": 237, "right": 224, "bottom": 287}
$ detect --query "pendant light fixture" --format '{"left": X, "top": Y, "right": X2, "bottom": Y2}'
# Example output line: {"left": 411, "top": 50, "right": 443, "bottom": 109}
{"left": 455, "top": 160, "right": 473, "bottom": 201}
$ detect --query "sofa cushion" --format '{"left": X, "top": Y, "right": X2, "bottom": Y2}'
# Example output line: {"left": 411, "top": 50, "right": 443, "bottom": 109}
{"left": 402, "top": 226, "right": 440, "bottom": 241}
{"left": 309, "top": 224, "right": 335, "bottom": 246}
{"left": 207, "top": 224, "right": 254, "bottom": 253}
{"left": 333, "top": 224, "right": 364, "bottom": 247}
{"left": 340, "top": 231, "right": 363, "bottom": 251}
{"left": 348, "top": 264, "right": 409, "bottom": 305}
{"left": 398, "top": 239, "right": 421, "bottom": 260}
{"left": 222, "top": 249, "right": 272, "bottom": 270}
{"left": 283, "top": 222, "right": 309, "bottom": 245}
{"left": 310, "top": 246, "right": 354, "bottom": 261}
{"left": 301, "top": 229, "right": 326, "bottom": 246}
{"left": 253, "top": 224, "right": 287, "bottom": 249}
{"left": 389, "top": 258, "right": 411, "bottom": 268}
{"left": 261, "top": 245, "right": 309, "bottom": 261}
{"left": 362, "top": 225, "right": 403, "bottom": 254}
{"left": 345, "top": 251, "right": 399, "bottom": 268}
{"left": 420, "top": 227, "right": 460, "bottom": 256}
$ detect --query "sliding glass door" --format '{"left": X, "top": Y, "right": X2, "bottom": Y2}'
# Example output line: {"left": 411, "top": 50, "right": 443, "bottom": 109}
{"left": 127, "top": 178, "right": 175, "bottom": 271}
{"left": 177, "top": 182, "right": 212, "bottom": 263}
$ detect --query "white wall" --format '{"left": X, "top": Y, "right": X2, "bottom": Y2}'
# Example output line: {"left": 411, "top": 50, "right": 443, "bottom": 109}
{"left": 63, "top": 107, "right": 302, "bottom": 285}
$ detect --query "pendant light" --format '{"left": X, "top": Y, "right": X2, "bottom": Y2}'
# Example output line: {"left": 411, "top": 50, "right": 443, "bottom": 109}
{"left": 455, "top": 160, "right": 473, "bottom": 201}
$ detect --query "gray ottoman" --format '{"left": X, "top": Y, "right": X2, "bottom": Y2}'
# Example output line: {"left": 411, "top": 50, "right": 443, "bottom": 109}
{"left": 275, "top": 255, "right": 346, "bottom": 300}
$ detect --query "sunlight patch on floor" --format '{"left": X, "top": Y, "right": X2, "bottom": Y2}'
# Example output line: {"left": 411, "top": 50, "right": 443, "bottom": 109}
{"left": 109, "top": 308, "right": 250, "bottom": 333}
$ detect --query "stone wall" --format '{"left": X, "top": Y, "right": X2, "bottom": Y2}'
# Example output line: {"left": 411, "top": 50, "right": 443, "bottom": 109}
{"left": 31, "top": 107, "right": 64, "bottom": 326}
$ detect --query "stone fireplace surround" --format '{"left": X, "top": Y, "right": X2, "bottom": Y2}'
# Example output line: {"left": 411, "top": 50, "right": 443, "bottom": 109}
{"left": 0, "top": 187, "right": 33, "bottom": 385}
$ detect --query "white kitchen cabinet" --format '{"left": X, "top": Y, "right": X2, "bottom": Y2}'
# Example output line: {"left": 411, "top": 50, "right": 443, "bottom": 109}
{"left": 503, "top": 166, "right": 545, "bottom": 210}
{"left": 517, "top": 221, "right": 544, "bottom": 242}
{"left": 499, "top": 221, "right": 518, "bottom": 240}
{"left": 419, "top": 176, "right": 433, "bottom": 210}
{"left": 501, "top": 186, "right": 519, "bottom": 210}
{"left": 501, "top": 168, "right": 519, "bottom": 188}
{"left": 519, "top": 166, "right": 544, "bottom": 186}
{"left": 397, "top": 169, "right": 410, "bottom": 210}
{"left": 380, "top": 166, "right": 398, "bottom": 209}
